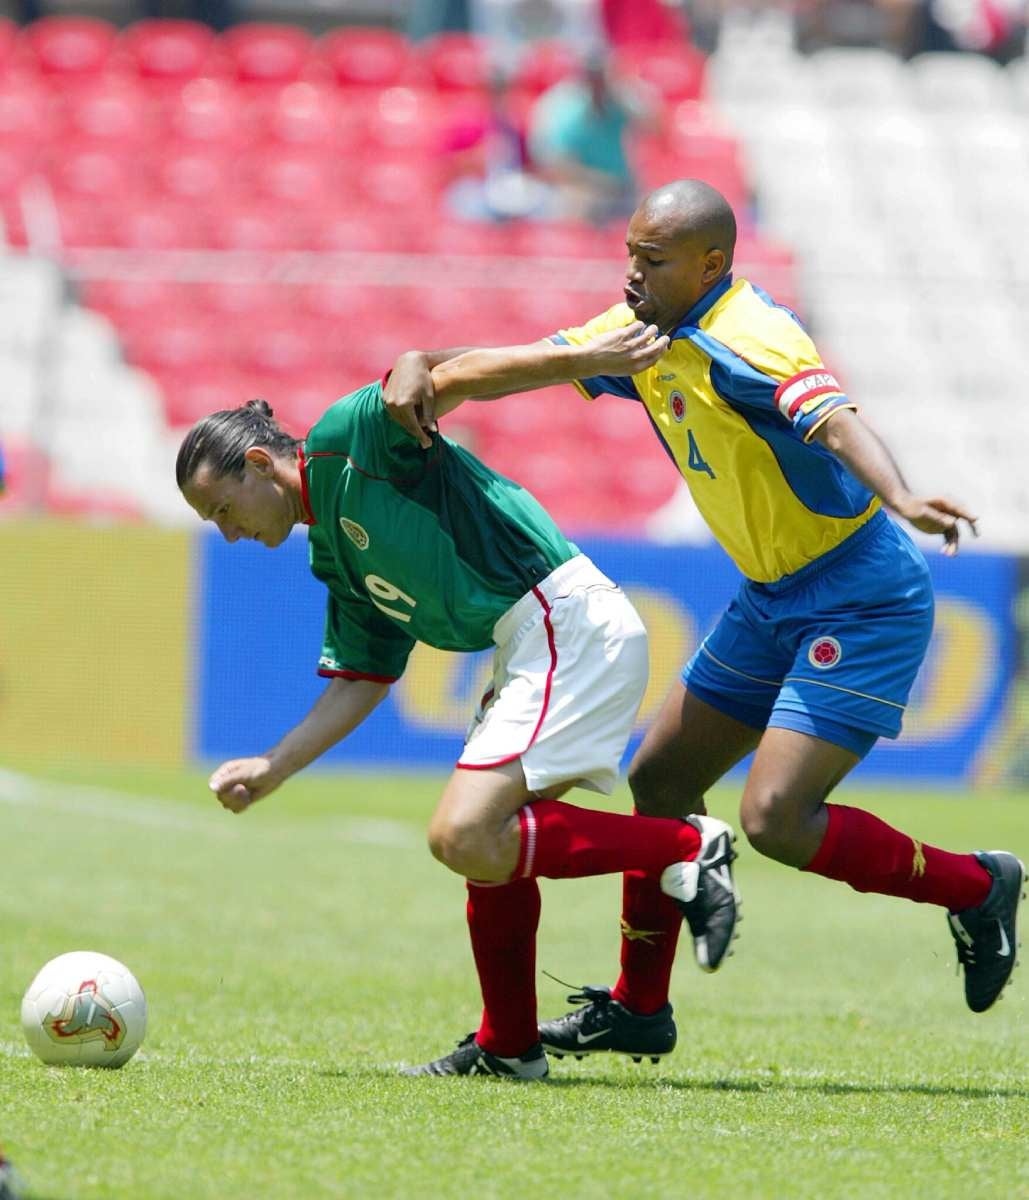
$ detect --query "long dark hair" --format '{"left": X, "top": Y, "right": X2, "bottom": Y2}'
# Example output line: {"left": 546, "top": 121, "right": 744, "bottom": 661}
{"left": 176, "top": 400, "right": 300, "bottom": 489}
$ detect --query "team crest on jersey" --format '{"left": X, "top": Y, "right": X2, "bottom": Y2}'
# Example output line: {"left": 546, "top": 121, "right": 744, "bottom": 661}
{"left": 45, "top": 979, "right": 125, "bottom": 1049}
{"left": 808, "top": 637, "right": 842, "bottom": 669}
{"left": 669, "top": 390, "right": 686, "bottom": 422}
{"left": 339, "top": 517, "right": 369, "bottom": 550}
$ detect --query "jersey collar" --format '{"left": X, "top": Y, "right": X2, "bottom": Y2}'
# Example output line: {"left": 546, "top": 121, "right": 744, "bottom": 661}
{"left": 297, "top": 444, "right": 317, "bottom": 526}
{"left": 668, "top": 274, "right": 734, "bottom": 340}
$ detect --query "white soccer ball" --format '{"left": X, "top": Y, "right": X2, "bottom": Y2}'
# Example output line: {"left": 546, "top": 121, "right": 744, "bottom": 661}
{"left": 20, "top": 951, "right": 147, "bottom": 1068}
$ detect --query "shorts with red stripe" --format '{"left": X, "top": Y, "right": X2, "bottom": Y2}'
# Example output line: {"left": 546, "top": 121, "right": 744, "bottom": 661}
{"left": 457, "top": 554, "right": 648, "bottom": 794}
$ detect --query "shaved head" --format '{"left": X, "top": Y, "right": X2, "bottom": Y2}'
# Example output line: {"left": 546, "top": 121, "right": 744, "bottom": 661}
{"left": 637, "top": 180, "right": 737, "bottom": 268}
{"left": 622, "top": 179, "right": 738, "bottom": 331}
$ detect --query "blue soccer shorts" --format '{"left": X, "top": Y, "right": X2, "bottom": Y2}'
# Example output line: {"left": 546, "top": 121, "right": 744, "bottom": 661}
{"left": 682, "top": 511, "right": 934, "bottom": 758}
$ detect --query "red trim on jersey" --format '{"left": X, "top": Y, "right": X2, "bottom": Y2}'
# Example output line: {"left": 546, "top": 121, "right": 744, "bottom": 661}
{"left": 456, "top": 587, "right": 558, "bottom": 771}
{"left": 787, "top": 384, "right": 840, "bottom": 419}
{"left": 317, "top": 668, "right": 397, "bottom": 683}
{"left": 297, "top": 445, "right": 317, "bottom": 525}
{"left": 773, "top": 368, "right": 838, "bottom": 403}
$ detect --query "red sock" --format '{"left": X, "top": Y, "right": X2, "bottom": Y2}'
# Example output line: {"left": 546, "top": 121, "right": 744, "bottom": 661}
{"left": 610, "top": 868, "right": 683, "bottom": 1015}
{"left": 467, "top": 878, "right": 541, "bottom": 1056}
{"left": 803, "top": 803, "right": 992, "bottom": 911}
{"left": 514, "top": 798, "right": 700, "bottom": 880}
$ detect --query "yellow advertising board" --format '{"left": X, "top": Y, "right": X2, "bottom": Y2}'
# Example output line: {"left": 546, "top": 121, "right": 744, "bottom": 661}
{"left": 0, "top": 519, "right": 191, "bottom": 766}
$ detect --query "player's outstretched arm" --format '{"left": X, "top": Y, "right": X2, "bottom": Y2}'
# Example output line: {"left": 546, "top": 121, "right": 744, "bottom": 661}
{"left": 209, "top": 677, "right": 390, "bottom": 813}
{"left": 383, "top": 323, "right": 669, "bottom": 447}
{"left": 813, "top": 407, "right": 978, "bottom": 556}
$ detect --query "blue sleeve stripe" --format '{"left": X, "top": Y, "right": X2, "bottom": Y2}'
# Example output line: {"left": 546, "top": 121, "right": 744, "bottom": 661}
{"left": 749, "top": 283, "right": 805, "bottom": 329}
{"left": 548, "top": 334, "right": 641, "bottom": 400}
{"left": 688, "top": 329, "right": 779, "bottom": 414}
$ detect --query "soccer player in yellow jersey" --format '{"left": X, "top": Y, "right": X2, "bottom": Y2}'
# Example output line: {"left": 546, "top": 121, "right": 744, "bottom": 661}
{"left": 385, "top": 179, "right": 1024, "bottom": 1054}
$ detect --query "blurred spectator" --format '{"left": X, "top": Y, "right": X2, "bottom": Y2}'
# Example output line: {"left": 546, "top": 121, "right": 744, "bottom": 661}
{"left": 528, "top": 50, "right": 652, "bottom": 224}
{"left": 407, "top": 0, "right": 472, "bottom": 41}
{"left": 601, "top": 0, "right": 691, "bottom": 45}
{"left": 794, "top": 0, "right": 1026, "bottom": 59}
{"left": 0, "top": 442, "right": 5, "bottom": 496}
{"left": 443, "top": 69, "right": 556, "bottom": 221}
{"left": 139, "top": 0, "right": 236, "bottom": 33}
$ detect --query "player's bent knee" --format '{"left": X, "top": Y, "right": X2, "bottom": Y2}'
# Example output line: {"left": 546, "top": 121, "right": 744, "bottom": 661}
{"left": 427, "top": 814, "right": 502, "bottom": 880}
{"left": 740, "top": 793, "right": 801, "bottom": 862}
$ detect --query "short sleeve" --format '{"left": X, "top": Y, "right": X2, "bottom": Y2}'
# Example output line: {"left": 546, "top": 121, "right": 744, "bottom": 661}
{"left": 317, "top": 584, "right": 415, "bottom": 683}
{"left": 549, "top": 303, "right": 642, "bottom": 402}
{"left": 309, "top": 538, "right": 415, "bottom": 682}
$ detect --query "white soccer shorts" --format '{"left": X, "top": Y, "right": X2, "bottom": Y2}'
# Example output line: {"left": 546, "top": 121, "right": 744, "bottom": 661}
{"left": 457, "top": 554, "right": 648, "bottom": 795}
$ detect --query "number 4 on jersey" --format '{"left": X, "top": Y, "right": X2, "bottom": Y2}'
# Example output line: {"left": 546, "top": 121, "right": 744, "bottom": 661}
{"left": 687, "top": 430, "right": 716, "bottom": 478}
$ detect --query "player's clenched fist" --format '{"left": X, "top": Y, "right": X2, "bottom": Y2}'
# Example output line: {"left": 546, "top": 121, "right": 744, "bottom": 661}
{"left": 209, "top": 756, "right": 280, "bottom": 812}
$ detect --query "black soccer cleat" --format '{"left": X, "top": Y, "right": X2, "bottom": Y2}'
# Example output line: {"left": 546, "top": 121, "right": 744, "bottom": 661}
{"left": 401, "top": 1033, "right": 549, "bottom": 1080}
{"left": 948, "top": 850, "right": 1025, "bottom": 1013}
{"left": 661, "top": 814, "right": 741, "bottom": 972}
{"left": 538, "top": 985, "right": 676, "bottom": 1063}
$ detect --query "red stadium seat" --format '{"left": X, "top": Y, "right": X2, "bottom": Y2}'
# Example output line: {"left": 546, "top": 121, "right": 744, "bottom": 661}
{"left": 148, "top": 142, "right": 237, "bottom": 204}
{"left": 363, "top": 86, "right": 453, "bottom": 155}
{"left": 223, "top": 23, "right": 313, "bottom": 86}
{"left": 195, "top": 279, "right": 286, "bottom": 322}
{"left": 42, "top": 197, "right": 118, "bottom": 246}
{"left": 152, "top": 365, "right": 253, "bottom": 427}
{"left": 319, "top": 27, "right": 415, "bottom": 90}
{"left": 113, "top": 199, "right": 205, "bottom": 249}
{"left": 422, "top": 219, "right": 518, "bottom": 257}
{"left": 511, "top": 40, "right": 579, "bottom": 96}
{"left": 308, "top": 202, "right": 428, "bottom": 252}
{"left": 246, "top": 147, "right": 340, "bottom": 208}
{"left": 123, "top": 312, "right": 223, "bottom": 373}
{"left": 23, "top": 16, "right": 116, "bottom": 80}
{"left": 205, "top": 202, "right": 299, "bottom": 250}
{"left": 62, "top": 79, "right": 156, "bottom": 148}
{"left": 233, "top": 319, "right": 322, "bottom": 376}
{"left": 262, "top": 369, "right": 348, "bottom": 435}
{"left": 0, "top": 18, "right": 17, "bottom": 73}
{"left": 122, "top": 20, "right": 218, "bottom": 85}
{"left": 354, "top": 156, "right": 444, "bottom": 211}
{"left": 82, "top": 278, "right": 186, "bottom": 326}
{"left": 162, "top": 77, "right": 250, "bottom": 147}
{"left": 420, "top": 33, "right": 490, "bottom": 94}
{"left": 0, "top": 75, "right": 56, "bottom": 147}
{"left": 255, "top": 81, "right": 350, "bottom": 150}
{"left": 47, "top": 142, "right": 141, "bottom": 200}
{"left": 612, "top": 41, "right": 707, "bottom": 103}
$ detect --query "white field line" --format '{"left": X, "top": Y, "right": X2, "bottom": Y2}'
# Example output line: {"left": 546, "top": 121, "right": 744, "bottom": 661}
{"left": 0, "top": 767, "right": 421, "bottom": 849}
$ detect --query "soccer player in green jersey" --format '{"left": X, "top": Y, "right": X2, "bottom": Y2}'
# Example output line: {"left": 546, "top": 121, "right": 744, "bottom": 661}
{"left": 384, "top": 178, "right": 1024, "bottom": 1060}
{"left": 175, "top": 323, "right": 742, "bottom": 1079}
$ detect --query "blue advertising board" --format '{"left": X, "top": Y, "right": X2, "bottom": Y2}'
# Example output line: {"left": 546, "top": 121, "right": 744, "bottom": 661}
{"left": 194, "top": 531, "right": 1018, "bottom": 782}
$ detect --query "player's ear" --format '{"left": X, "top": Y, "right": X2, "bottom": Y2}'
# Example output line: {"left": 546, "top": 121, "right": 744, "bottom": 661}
{"left": 244, "top": 446, "right": 275, "bottom": 475}
{"left": 701, "top": 249, "right": 726, "bottom": 285}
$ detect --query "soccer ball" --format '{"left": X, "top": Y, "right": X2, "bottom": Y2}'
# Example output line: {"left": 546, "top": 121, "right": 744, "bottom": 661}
{"left": 20, "top": 951, "right": 147, "bottom": 1068}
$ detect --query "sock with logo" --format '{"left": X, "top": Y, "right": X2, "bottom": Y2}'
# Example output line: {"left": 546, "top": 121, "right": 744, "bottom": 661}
{"left": 610, "top": 867, "right": 683, "bottom": 1016}
{"left": 802, "top": 804, "right": 992, "bottom": 910}
{"left": 513, "top": 799, "right": 701, "bottom": 880}
{"left": 467, "top": 878, "right": 542, "bottom": 1057}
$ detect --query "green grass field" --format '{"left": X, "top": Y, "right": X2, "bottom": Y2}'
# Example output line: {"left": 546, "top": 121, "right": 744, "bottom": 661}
{"left": 1, "top": 757, "right": 1026, "bottom": 1200}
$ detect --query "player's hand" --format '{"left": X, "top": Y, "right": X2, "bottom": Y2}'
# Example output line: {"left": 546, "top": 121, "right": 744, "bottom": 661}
{"left": 208, "top": 756, "right": 282, "bottom": 813}
{"left": 576, "top": 322, "right": 670, "bottom": 376}
{"left": 383, "top": 352, "right": 437, "bottom": 449}
{"left": 895, "top": 495, "right": 979, "bottom": 556}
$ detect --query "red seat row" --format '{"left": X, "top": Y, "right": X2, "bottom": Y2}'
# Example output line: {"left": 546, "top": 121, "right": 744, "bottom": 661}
{"left": 0, "top": 17, "right": 706, "bottom": 101}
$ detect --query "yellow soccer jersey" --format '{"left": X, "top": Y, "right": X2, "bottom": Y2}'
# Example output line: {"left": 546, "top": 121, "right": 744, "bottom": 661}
{"left": 553, "top": 276, "right": 880, "bottom": 583}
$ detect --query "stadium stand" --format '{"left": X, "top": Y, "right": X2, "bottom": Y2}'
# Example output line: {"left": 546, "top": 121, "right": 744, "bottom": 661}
{"left": 0, "top": 11, "right": 1022, "bottom": 546}
{"left": 709, "top": 7, "right": 1029, "bottom": 549}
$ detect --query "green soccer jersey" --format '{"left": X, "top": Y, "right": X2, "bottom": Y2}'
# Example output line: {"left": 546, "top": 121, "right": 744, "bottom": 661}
{"left": 300, "top": 382, "right": 579, "bottom": 681}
